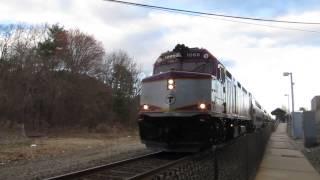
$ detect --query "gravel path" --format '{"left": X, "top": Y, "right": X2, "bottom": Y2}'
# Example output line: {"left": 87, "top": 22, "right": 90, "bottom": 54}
{"left": 0, "top": 137, "right": 153, "bottom": 180}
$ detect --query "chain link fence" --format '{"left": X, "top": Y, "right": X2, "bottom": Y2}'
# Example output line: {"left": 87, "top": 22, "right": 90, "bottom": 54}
{"left": 145, "top": 122, "right": 274, "bottom": 180}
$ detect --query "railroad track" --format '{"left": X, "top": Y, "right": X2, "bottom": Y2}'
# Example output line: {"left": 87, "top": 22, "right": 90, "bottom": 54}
{"left": 45, "top": 151, "right": 192, "bottom": 180}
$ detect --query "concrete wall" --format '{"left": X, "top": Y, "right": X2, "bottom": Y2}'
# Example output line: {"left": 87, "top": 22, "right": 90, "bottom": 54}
{"left": 311, "top": 96, "right": 320, "bottom": 111}
{"left": 316, "top": 111, "right": 320, "bottom": 142}
{"left": 303, "top": 111, "right": 318, "bottom": 147}
{"left": 287, "top": 115, "right": 292, "bottom": 137}
{"left": 292, "top": 112, "right": 303, "bottom": 139}
{"left": 311, "top": 96, "right": 320, "bottom": 143}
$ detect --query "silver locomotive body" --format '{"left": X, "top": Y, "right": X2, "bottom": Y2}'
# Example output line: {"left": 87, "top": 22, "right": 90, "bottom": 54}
{"left": 141, "top": 71, "right": 212, "bottom": 115}
{"left": 139, "top": 71, "right": 214, "bottom": 151}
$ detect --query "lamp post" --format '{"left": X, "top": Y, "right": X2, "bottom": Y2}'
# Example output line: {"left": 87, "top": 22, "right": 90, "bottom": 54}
{"left": 283, "top": 72, "right": 295, "bottom": 134}
{"left": 283, "top": 72, "right": 294, "bottom": 113}
{"left": 284, "top": 94, "right": 290, "bottom": 113}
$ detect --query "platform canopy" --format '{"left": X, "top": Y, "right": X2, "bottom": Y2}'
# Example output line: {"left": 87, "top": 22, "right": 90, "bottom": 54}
{"left": 271, "top": 108, "right": 287, "bottom": 122}
{"left": 271, "top": 108, "right": 287, "bottom": 116}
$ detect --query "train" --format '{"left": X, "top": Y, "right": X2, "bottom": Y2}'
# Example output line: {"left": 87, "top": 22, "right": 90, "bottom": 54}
{"left": 138, "top": 44, "right": 271, "bottom": 152}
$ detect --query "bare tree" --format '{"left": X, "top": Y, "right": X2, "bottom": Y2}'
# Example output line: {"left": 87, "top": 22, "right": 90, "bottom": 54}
{"left": 0, "top": 23, "right": 141, "bottom": 133}
{"left": 101, "top": 51, "right": 141, "bottom": 124}
{"left": 0, "top": 24, "right": 48, "bottom": 135}
{"left": 103, "top": 50, "right": 141, "bottom": 97}
{"left": 63, "top": 29, "right": 105, "bottom": 74}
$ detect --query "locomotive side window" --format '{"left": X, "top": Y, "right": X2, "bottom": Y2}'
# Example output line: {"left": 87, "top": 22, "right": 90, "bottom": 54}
{"left": 237, "top": 82, "right": 241, "bottom": 88}
{"left": 226, "top": 70, "right": 232, "bottom": 79}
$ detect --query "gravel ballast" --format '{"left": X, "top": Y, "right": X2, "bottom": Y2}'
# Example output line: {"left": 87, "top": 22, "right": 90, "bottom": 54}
{"left": 0, "top": 135, "right": 153, "bottom": 180}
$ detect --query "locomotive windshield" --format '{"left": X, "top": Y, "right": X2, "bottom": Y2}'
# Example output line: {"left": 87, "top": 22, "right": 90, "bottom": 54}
{"left": 153, "top": 61, "right": 214, "bottom": 75}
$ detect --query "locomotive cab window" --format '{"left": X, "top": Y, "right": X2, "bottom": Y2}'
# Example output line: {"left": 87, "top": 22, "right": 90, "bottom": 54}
{"left": 153, "top": 61, "right": 181, "bottom": 74}
{"left": 153, "top": 59, "right": 214, "bottom": 75}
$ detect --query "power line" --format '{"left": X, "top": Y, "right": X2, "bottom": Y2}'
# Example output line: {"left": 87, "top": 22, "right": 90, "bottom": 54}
{"left": 144, "top": 6, "right": 320, "bottom": 34}
{"left": 201, "top": 14, "right": 320, "bottom": 34}
{"left": 103, "top": 0, "right": 320, "bottom": 33}
{"left": 103, "top": 0, "right": 320, "bottom": 25}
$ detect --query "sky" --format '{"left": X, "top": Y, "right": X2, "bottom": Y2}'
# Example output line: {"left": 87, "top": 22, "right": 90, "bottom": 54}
{"left": 1, "top": 0, "right": 320, "bottom": 113}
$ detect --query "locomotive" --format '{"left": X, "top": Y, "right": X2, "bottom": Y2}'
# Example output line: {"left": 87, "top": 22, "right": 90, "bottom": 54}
{"left": 138, "top": 44, "right": 270, "bottom": 152}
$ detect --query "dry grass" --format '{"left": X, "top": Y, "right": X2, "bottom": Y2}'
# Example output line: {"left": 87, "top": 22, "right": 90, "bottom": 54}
{"left": 0, "top": 127, "right": 140, "bottom": 165}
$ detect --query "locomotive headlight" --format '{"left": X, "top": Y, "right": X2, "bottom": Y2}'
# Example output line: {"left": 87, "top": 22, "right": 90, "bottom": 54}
{"left": 168, "top": 79, "right": 174, "bottom": 85}
{"left": 167, "top": 79, "right": 175, "bottom": 90}
{"left": 143, "top": 104, "right": 149, "bottom": 110}
{"left": 199, "top": 103, "right": 206, "bottom": 110}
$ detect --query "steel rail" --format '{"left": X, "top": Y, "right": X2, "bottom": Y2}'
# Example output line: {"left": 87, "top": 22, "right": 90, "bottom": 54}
{"left": 45, "top": 139, "right": 238, "bottom": 180}
{"left": 45, "top": 150, "right": 191, "bottom": 180}
{"left": 45, "top": 151, "right": 164, "bottom": 180}
{"left": 128, "top": 154, "right": 191, "bottom": 180}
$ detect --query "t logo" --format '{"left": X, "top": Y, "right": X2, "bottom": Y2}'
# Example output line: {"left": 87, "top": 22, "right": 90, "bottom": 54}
{"left": 166, "top": 94, "right": 176, "bottom": 104}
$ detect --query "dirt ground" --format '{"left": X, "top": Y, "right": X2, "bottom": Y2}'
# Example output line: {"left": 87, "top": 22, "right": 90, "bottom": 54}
{"left": 0, "top": 129, "right": 152, "bottom": 180}
{"left": 0, "top": 133, "right": 137, "bottom": 164}
{"left": 293, "top": 139, "right": 320, "bottom": 175}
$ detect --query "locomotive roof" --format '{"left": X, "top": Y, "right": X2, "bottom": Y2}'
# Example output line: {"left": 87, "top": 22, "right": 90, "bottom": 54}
{"left": 154, "top": 44, "right": 219, "bottom": 66}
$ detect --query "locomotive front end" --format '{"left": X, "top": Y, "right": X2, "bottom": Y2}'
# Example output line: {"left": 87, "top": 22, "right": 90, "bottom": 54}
{"left": 138, "top": 70, "right": 214, "bottom": 151}
{"left": 137, "top": 45, "right": 220, "bottom": 152}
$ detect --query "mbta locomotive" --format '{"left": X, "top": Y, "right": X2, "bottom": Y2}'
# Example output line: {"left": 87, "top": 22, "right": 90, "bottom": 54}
{"left": 138, "top": 44, "right": 270, "bottom": 152}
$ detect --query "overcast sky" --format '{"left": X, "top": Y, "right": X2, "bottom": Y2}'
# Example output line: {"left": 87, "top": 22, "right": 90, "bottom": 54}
{"left": 1, "top": 0, "right": 320, "bottom": 113}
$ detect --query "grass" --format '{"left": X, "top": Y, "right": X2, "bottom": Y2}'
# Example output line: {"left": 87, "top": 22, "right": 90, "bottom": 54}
{"left": 0, "top": 127, "right": 140, "bottom": 165}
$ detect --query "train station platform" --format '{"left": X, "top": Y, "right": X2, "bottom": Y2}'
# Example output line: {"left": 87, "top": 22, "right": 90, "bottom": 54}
{"left": 255, "top": 123, "right": 320, "bottom": 180}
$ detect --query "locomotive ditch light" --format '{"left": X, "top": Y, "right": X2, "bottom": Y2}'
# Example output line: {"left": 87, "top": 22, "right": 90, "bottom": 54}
{"left": 143, "top": 104, "right": 149, "bottom": 110}
{"left": 167, "top": 79, "right": 175, "bottom": 90}
{"left": 199, "top": 103, "right": 206, "bottom": 110}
